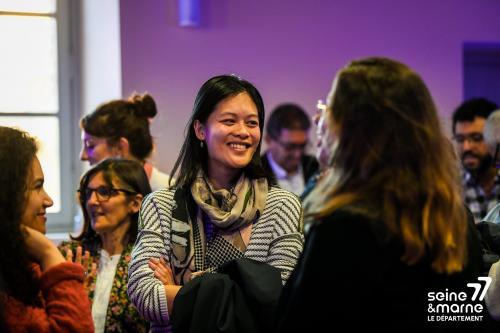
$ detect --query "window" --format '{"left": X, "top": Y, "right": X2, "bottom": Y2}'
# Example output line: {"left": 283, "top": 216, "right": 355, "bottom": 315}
{"left": 0, "top": 0, "right": 78, "bottom": 232}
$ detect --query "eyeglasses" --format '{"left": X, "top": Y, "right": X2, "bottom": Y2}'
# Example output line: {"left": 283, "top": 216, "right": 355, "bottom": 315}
{"left": 78, "top": 186, "right": 136, "bottom": 202}
{"left": 453, "top": 133, "right": 484, "bottom": 144}
{"left": 273, "top": 139, "right": 308, "bottom": 152}
{"left": 317, "top": 99, "right": 327, "bottom": 112}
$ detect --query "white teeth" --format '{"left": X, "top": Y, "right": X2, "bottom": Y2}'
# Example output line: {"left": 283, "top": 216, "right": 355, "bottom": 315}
{"left": 229, "top": 143, "right": 247, "bottom": 150}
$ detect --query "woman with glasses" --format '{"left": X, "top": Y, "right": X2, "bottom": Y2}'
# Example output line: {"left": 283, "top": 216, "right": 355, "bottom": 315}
{"left": 0, "top": 126, "right": 93, "bottom": 332}
{"left": 60, "top": 158, "right": 152, "bottom": 333}
{"left": 127, "top": 75, "right": 304, "bottom": 332}
{"left": 276, "top": 57, "right": 483, "bottom": 331}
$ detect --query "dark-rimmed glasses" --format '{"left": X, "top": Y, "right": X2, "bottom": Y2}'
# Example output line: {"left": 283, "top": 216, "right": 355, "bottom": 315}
{"left": 78, "top": 186, "right": 137, "bottom": 202}
{"left": 273, "top": 139, "right": 308, "bottom": 152}
{"left": 453, "top": 133, "right": 484, "bottom": 145}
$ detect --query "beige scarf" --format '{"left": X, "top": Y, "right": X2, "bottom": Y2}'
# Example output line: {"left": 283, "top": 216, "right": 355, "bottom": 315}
{"left": 191, "top": 171, "right": 268, "bottom": 232}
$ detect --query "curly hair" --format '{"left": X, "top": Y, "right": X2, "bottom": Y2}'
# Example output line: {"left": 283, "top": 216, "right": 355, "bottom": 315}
{"left": 0, "top": 126, "right": 40, "bottom": 304}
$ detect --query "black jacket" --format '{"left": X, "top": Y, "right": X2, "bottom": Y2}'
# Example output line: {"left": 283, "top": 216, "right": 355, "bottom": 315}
{"left": 276, "top": 208, "right": 485, "bottom": 332}
{"left": 172, "top": 258, "right": 282, "bottom": 333}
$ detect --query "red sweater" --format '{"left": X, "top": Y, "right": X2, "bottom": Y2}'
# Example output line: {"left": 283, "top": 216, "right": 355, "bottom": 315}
{"left": 3, "top": 262, "right": 94, "bottom": 332}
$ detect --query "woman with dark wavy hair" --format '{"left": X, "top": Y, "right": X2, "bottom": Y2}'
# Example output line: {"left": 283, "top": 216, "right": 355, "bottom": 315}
{"left": 60, "top": 158, "right": 151, "bottom": 332}
{"left": 276, "top": 57, "right": 483, "bottom": 331}
{"left": 0, "top": 126, "right": 93, "bottom": 332}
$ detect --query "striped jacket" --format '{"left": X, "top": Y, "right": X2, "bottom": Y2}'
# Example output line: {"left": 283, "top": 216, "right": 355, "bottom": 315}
{"left": 127, "top": 186, "right": 304, "bottom": 332}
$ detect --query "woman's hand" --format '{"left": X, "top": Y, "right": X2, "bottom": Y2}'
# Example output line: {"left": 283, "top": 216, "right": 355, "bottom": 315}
{"left": 23, "top": 226, "right": 65, "bottom": 272}
{"left": 65, "top": 246, "right": 96, "bottom": 289}
{"left": 149, "top": 257, "right": 175, "bottom": 285}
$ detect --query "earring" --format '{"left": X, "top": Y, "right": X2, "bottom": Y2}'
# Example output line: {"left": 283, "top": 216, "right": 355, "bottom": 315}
{"left": 200, "top": 140, "right": 204, "bottom": 148}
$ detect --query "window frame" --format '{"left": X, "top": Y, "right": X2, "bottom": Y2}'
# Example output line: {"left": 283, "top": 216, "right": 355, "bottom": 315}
{"left": 0, "top": 0, "right": 81, "bottom": 232}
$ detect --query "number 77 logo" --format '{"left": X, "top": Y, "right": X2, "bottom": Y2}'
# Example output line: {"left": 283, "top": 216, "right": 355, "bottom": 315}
{"left": 467, "top": 277, "right": 492, "bottom": 301}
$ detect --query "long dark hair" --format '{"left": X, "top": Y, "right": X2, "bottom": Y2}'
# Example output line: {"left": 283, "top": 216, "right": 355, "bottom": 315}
{"left": 0, "top": 126, "right": 40, "bottom": 305}
{"left": 80, "top": 92, "right": 158, "bottom": 161}
{"left": 171, "top": 75, "right": 273, "bottom": 188}
{"left": 305, "top": 57, "right": 467, "bottom": 274}
{"left": 73, "top": 158, "right": 152, "bottom": 254}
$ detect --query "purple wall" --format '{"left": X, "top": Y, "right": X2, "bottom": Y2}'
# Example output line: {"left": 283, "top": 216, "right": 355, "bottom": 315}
{"left": 120, "top": 0, "right": 500, "bottom": 172}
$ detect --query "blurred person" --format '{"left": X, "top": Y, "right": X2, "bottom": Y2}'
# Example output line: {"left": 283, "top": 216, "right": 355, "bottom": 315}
{"left": 452, "top": 98, "right": 499, "bottom": 223}
{"left": 300, "top": 100, "right": 338, "bottom": 201}
{"left": 80, "top": 92, "right": 171, "bottom": 191}
{"left": 128, "top": 75, "right": 304, "bottom": 332}
{"left": 59, "top": 158, "right": 151, "bottom": 333}
{"left": 262, "top": 103, "right": 319, "bottom": 195}
{"left": 0, "top": 126, "right": 93, "bottom": 332}
{"left": 276, "top": 57, "right": 483, "bottom": 331}
{"left": 479, "top": 110, "right": 500, "bottom": 321}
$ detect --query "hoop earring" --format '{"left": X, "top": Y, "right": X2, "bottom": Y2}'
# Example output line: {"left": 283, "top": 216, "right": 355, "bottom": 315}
{"left": 200, "top": 140, "right": 204, "bottom": 148}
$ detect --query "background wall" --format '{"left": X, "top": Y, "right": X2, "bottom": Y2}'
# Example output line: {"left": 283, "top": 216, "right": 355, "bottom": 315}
{"left": 120, "top": 0, "right": 500, "bottom": 174}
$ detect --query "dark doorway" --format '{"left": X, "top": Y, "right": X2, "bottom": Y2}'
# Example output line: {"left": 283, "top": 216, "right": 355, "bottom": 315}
{"left": 464, "top": 42, "right": 500, "bottom": 106}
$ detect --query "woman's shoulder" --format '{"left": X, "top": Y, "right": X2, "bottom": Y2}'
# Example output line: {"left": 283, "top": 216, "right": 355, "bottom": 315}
{"left": 309, "top": 207, "right": 389, "bottom": 248}
{"left": 149, "top": 167, "right": 172, "bottom": 191}
{"left": 266, "top": 186, "right": 301, "bottom": 207}
{"left": 143, "top": 187, "right": 176, "bottom": 205}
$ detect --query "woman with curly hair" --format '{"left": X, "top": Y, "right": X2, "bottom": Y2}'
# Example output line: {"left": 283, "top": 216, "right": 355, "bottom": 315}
{"left": 0, "top": 126, "right": 93, "bottom": 332}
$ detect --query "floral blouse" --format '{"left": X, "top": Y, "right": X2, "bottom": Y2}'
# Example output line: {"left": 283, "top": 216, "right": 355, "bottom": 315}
{"left": 59, "top": 241, "right": 148, "bottom": 333}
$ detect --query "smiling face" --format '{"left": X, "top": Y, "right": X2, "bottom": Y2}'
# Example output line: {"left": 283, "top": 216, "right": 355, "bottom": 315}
{"left": 194, "top": 92, "right": 261, "bottom": 181}
{"left": 85, "top": 171, "right": 141, "bottom": 236}
{"left": 20, "top": 157, "right": 54, "bottom": 234}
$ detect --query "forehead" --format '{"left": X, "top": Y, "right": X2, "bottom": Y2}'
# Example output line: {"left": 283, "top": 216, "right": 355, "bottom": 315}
{"left": 88, "top": 171, "right": 112, "bottom": 186}
{"left": 29, "top": 157, "right": 44, "bottom": 180}
{"left": 455, "top": 117, "right": 486, "bottom": 134}
{"left": 81, "top": 131, "right": 106, "bottom": 143}
{"left": 211, "top": 92, "right": 258, "bottom": 118}
{"left": 88, "top": 170, "right": 123, "bottom": 188}
{"left": 278, "top": 129, "right": 308, "bottom": 143}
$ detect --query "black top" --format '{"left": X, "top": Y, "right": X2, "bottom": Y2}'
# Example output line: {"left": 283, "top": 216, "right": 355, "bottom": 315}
{"left": 275, "top": 208, "right": 487, "bottom": 332}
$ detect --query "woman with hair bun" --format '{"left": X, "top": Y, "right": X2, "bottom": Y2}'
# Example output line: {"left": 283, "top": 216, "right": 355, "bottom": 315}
{"left": 80, "top": 92, "right": 171, "bottom": 191}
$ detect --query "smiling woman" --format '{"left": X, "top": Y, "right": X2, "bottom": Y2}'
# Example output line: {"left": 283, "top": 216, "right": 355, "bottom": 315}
{"left": 0, "top": 126, "right": 93, "bottom": 332}
{"left": 20, "top": 157, "right": 54, "bottom": 234}
{"left": 127, "top": 75, "right": 304, "bottom": 332}
{"left": 59, "top": 158, "right": 152, "bottom": 333}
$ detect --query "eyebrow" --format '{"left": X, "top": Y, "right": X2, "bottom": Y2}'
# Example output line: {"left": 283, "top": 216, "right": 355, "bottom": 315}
{"left": 219, "top": 111, "right": 259, "bottom": 118}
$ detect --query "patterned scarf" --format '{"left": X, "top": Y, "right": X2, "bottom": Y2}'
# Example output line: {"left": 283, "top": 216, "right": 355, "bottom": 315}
{"left": 191, "top": 171, "right": 268, "bottom": 232}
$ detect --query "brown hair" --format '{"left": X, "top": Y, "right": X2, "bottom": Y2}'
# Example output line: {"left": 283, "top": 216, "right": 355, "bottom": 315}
{"left": 80, "top": 92, "right": 158, "bottom": 161}
{"left": 73, "top": 158, "right": 152, "bottom": 255}
{"left": 305, "top": 57, "right": 467, "bottom": 274}
{"left": 0, "top": 126, "right": 40, "bottom": 304}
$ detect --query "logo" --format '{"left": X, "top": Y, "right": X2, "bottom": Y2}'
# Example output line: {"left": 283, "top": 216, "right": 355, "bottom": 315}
{"left": 427, "top": 276, "right": 491, "bottom": 323}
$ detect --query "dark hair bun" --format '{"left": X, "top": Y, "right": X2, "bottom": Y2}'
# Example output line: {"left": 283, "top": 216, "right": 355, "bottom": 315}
{"left": 129, "top": 93, "right": 157, "bottom": 119}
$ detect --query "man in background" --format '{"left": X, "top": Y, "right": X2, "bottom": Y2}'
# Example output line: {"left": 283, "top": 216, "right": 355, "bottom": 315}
{"left": 452, "top": 97, "right": 499, "bottom": 222}
{"left": 262, "top": 103, "right": 319, "bottom": 196}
